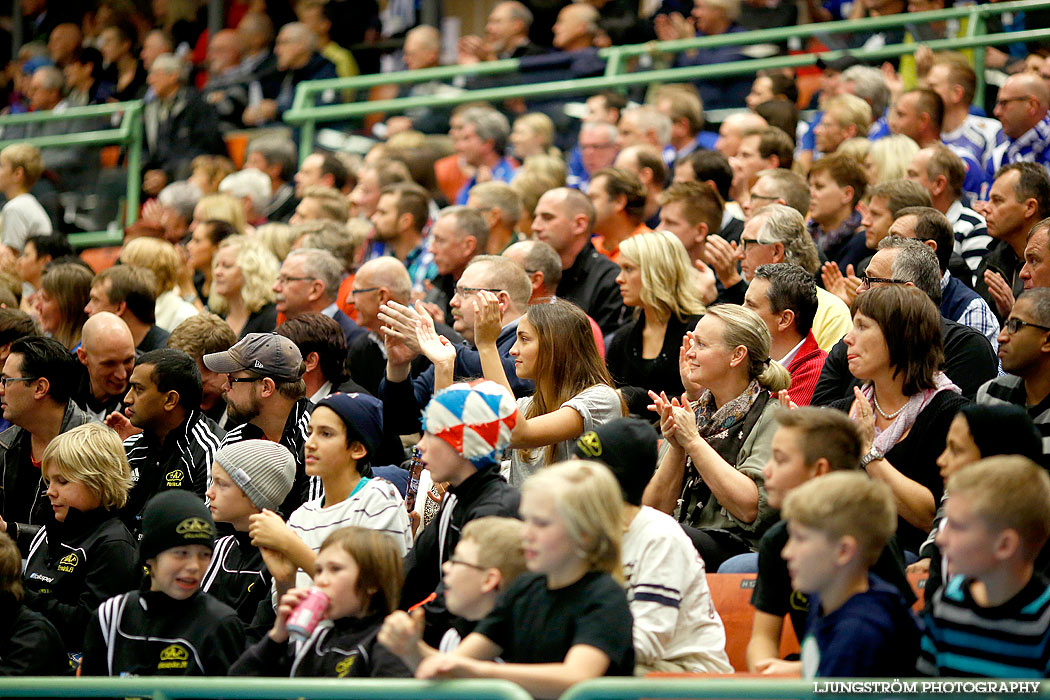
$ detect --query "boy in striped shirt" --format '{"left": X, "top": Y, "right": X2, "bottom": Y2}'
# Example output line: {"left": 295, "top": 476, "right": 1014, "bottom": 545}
{"left": 919, "top": 456, "right": 1050, "bottom": 677}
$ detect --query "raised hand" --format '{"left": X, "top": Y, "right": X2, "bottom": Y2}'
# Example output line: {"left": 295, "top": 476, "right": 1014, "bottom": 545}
{"left": 848, "top": 385, "right": 876, "bottom": 456}
{"left": 704, "top": 235, "right": 741, "bottom": 288}
{"left": 983, "top": 270, "right": 1015, "bottom": 318}
{"left": 472, "top": 291, "right": 504, "bottom": 348}
{"left": 379, "top": 300, "right": 425, "bottom": 355}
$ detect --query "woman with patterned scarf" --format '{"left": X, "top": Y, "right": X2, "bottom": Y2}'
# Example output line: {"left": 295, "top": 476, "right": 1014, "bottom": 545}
{"left": 834, "top": 285, "right": 968, "bottom": 555}
{"left": 646, "top": 304, "right": 790, "bottom": 571}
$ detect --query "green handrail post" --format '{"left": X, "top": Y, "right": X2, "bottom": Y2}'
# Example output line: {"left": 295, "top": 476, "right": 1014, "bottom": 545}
{"left": 605, "top": 47, "right": 624, "bottom": 78}
{"left": 124, "top": 100, "right": 143, "bottom": 228}
{"left": 972, "top": 10, "right": 988, "bottom": 107}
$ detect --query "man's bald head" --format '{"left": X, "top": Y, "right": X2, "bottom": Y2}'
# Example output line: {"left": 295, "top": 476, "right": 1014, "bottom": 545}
{"left": 1010, "top": 72, "right": 1050, "bottom": 109}
{"left": 717, "top": 112, "right": 768, "bottom": 158}
{"left": 356, "top": 256, "right": 411, "bottom": 302}
{"left": 82, "top": 312, "right": 134, "bottom": 350}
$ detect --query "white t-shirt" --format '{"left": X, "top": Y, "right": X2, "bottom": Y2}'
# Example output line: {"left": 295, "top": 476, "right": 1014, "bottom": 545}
{"left": 286, "top": 477, "right": 413, "bottom": 590}
{"left": 508, "top": 384, "right": 622, "bottom": 487}
{"left": 1, "top": 193, "right": 52, "bottom": 252}
{"left": 623, "top": 506, "right": 733, "bottom": 674}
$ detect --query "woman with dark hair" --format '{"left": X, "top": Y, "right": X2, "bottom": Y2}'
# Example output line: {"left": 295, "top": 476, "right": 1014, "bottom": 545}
{"left": 34, "top": 263, "right": 92, "bottom": 349}
{"left": 64, "top": 47, "right": 111, "bottom": 105}
{"left": 98, "top": 21, "right": 146, "bottom": 102}
{"left": 607, "top": 230, "right": 706, "bottom": 416}
{"left": 646, "top": 304, "right": 791, "bottom": 569}
{"left": 836, "top": 284, "right": 969, "bottom": 553}
{"left": 918, "top": 403, "right": 1044, "bottom": 600}
{"left": 185, "top": 219, "right": 237, "bottom": 304}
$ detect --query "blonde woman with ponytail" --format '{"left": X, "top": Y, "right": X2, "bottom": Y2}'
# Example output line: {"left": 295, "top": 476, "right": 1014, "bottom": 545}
{"left": 645, "top": 304, "right": 790, "bottom": 570}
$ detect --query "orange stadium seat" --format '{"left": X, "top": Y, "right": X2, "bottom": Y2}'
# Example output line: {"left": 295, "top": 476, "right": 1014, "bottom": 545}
{"left": 706, "top": 573, "right": 800, "bottom": 673}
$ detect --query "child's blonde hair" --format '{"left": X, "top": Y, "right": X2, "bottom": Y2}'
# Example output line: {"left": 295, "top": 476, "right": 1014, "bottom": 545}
{"left": 521, "top": 460, "right": 624, "bottom": 579}
{"left": 0, "top": 532, "right": 22, "bottom": 600}
{"left": 947, "top": 456, "right": 1050, "bottom": 560}
{"left": 461, "top": 516, "right": 527, "bottom": 588}
{"left": 41, "top": 423, "right": 133, "bottom": 511}
{"left": 1, "top": 143, "right": 43, "bottom": 186}
{"left": 318, "top": 527, "right": 404, "bottom": 616}
{"left": 781, "top": 471, "right": 895, "bottom": 567}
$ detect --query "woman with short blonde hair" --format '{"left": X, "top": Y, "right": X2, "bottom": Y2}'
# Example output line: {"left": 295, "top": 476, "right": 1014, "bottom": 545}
{"left": 208, "top": 235, "right": 279, "bottom": 337}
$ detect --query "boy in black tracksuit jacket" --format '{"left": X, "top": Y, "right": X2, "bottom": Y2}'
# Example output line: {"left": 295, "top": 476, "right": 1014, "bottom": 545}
{"left": 201, "top": 440, "right": 296, "bottom": 624}
{"left": 81, "top": 491, "right": 245, "bottom": 676}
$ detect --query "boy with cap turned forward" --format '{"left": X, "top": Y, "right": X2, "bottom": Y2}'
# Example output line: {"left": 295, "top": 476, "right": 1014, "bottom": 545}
{"left": 202, "top": 440, "right": 296, "bottom": 623}
{"left": 573, "top": 418, "right": 733, "bottom": 674}
{"left": 401, "top": 380, "right": 520, "bottom": 646}
{"left": 206, "top": 332, "right": 314, "bottom": 515}
{"left": 81, "top": 491, "right": 245, "bottom": 676}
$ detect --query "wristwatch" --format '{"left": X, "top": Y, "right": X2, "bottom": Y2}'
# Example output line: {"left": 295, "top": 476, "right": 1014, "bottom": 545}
{"left": 860, "top": 448, "right": 883, "bottom": 468}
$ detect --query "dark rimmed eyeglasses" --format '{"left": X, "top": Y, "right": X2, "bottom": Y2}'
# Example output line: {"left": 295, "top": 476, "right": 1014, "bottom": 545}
{"left": 226, "top": 375, "right": 262, "bottom": 385}
{"left": 1004, "top": 318, "right": 1050, "bottom": 335}
{"left": 861, "top": 276, "right": 908, "bottom": 289}
{"left": 739, "top": 237, "right": 767, "bottom": 250}
{"left": 453, "top": 286, "right": 502, "bottom": 297}
{"left": 350, "top": 287, "right": 379, "bottom": 296}
{"left": 276, "top": 275, "right": 317, "bottom": 285}
{"left": 0, "top": 376, "right": 34, "bottom": 388}
{"left": 447, "top": 557, "right": 488, "bottom": 572}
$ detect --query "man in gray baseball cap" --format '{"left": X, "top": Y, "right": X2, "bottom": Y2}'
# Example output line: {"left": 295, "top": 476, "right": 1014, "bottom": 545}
{"left": 205, "top": 332, "right": 316, "bottom": 514}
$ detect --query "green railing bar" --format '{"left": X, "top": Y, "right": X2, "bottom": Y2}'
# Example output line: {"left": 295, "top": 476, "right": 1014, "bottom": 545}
{"left": 289, "top": 0, "right": 1050, "bottom": 104}
{"left": 123, "top": 100, "right": 143, "bottom": 229}
{"left": 0, "top": 100, "right": 142, "bottom": 125}
{"left": 0, "top": 677, "right": 535, "bottom": 700}
{"left": 971, "top": 11, "right": 989, "bottom": 107}
{"left": 0, "top": 127, "right": 132, "bottom": 151}
{"left": 285, "top": 28, "right": 1050, "bottom": 123}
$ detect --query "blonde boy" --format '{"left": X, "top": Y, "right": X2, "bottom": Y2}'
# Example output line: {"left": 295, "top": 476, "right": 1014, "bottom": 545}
{"left": 379, "top": 516, "right": 526, "bottom": 669}
{"left": 918, "top": 456, "right": 1050, "bottom": 677}
{"left": 781, "top": 472, "right": 919, "bottom": 678}
{"left": 0, "top": 144, "right": 51, "bottom": 261}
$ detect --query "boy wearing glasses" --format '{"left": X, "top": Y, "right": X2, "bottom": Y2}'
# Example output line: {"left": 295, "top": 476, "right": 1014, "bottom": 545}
{"left": 977, "top": 288, "right": 1050, "bottom": 462}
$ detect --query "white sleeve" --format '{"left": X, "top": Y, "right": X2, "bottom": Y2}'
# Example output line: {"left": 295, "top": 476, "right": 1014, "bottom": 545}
{"left": 627, "top": 529, "right": 694, "bottom": 666}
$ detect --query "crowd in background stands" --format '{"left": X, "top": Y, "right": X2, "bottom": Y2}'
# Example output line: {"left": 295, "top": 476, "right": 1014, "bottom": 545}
{"left": 1, "top": 0, "right": 1050, "bottom": 687}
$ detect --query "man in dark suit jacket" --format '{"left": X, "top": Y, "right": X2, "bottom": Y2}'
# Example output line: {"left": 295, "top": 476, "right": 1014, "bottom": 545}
{"left": 273, "top": 248, "right": 365, "bottom": 347}
{"left": 141, "top": 53, "right": 227, "bottom": 196}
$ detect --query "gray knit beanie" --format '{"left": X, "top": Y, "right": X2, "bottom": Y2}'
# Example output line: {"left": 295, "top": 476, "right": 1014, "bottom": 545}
{"left": 213, "top": 440, "right": 295, "bottom": 512}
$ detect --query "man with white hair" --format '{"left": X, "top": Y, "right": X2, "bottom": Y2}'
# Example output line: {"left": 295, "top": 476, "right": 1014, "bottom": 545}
{"left": 616, "top": 105, "right": 673, "bottom": 167}
{"left": 141, "top": 53, "right": 226, "bottom": 196}
{"left": 573, "top": 121, "right": 620, "bottom": 190}
{"left": 243, "top": 22, "right": 336, "bottom": 127}
{"left": 459, "top": 1, "right": 544, "bottom": 62}
{"left": 841, "top": 65, "right": 891, "bottom": 139}
{"left": 219, "top": 168, "right": 271, "bottom": 227}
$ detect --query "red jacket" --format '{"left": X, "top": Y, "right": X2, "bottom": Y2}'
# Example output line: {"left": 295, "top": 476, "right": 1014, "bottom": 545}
{"left": 786, "top": 331, "right": 827, "bottom": 406}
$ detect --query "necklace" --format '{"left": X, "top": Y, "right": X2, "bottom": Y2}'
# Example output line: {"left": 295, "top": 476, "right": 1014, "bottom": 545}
{"left": 873, "top": 390, "right": 905, "bottom": 420}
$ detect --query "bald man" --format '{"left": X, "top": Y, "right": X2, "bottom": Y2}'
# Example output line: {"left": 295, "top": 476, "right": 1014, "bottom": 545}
{"left": 347, "top": 257, "right": 462, "bottom": 395}
{"left": 74, "top": 312, "right": 136, "bottom": 420}
{"left": 0, "top": 335, "right": 95, "bottom": 550}
{"left": 987, "top": 72, "right": 1050, "bottom": 177}
{"left": 715, "top": 112, "right": 768, "bottom": 159}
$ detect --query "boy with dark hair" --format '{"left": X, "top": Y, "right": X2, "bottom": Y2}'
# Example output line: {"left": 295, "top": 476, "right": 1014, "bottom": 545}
{"left": 747, "top": 407, "right": 914, "bottom": 674}
{"left": 782, "top": 471, "right": 920, "bottom": 677}
{"left": 919, "top": 456, "right": 1050, "bottom": 677}
{"left": 203, "top": 439, "right": 296, "bottom": 623}
{"left": 81, "top": 490, "right": 245, "bottom": 675}
{"left": 806, "top": 153, "right": 869, "bottom": 271}
{"left": 573, "top": 417, "right": 733, "bottom": 674}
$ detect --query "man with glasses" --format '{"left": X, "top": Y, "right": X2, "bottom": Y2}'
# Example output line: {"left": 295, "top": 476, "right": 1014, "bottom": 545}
{"left": 205, "top": 332, "right": 313, "bottom": 515}
{"left": 977, "top": 287, "right": 1050, "bottom": 462}
{"left": 574, "top": 121, "right": 619, "bottom": 191}
{"left": 273, "top": 247, "right": 364, "bottom": 347}
{"left": 731, "top": 204, "right": 852, "bottom": 352}
{"left": 346, "top": 257, "right": 461, "bottom": 397}
{"left": 986, "top": 72, "right": 1050, "bottom": 179}
{"left": 380, "top": 256, "right": 533, "bottom": 437}
{"left": 813, "top": 237, "right": 997, "bottom": 405}
{"left": 0, "top": 336, "right": 94, "bottom": 551}
{"left": 118, "top": 348, "right": 224, "bottom": 536}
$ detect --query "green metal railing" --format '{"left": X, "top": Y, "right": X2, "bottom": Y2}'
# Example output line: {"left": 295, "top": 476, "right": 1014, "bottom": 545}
{"left": 284, "top": 0, "right": 1050, "bottom": 163}
{"left": 0, "top": 677, "right": 534, "bottom": 700}
{"left": 0, "top": 100, "right": 144, "bottom": 250}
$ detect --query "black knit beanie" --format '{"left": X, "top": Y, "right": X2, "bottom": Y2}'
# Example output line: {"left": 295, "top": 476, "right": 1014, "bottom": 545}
{"left": 139, "top": 491, "right": 216, "bottom": 564}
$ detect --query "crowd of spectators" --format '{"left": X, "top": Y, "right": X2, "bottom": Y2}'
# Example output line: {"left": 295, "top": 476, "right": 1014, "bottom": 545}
{"left": 2, "top": 0, "right": 1050, "bottom": 688}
